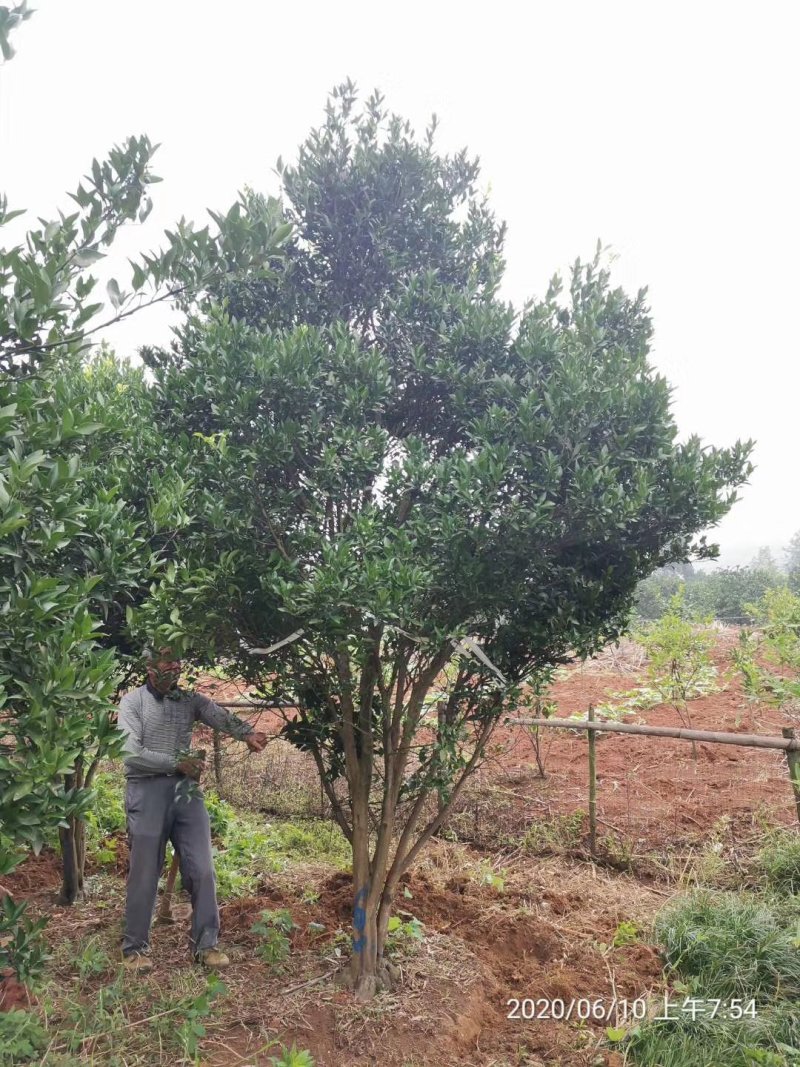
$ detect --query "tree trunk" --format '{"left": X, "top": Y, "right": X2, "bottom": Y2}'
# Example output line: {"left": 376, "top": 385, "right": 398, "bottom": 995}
{"left": 338, "top": 866, "right": 397, "bottom": 1001}
{"left": 58, "top": 766, "right": 87, "bottom": 905}
{"left": 58, "top": 815, "right": 84, "bottom": 904}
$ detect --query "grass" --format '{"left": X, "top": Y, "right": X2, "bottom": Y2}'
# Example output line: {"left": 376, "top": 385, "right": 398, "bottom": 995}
{"left": 654, "top": 891, "right": 800, "bottom": 1001}
{"left": 18, "top": 960, "right": 312, "bottom": 1065}
{"left": 623, "top": 889, "right": 800, "bottom": 1067}
{"left": 624, "top": 1002, "right": 800, "bottom": 1067}
{"left": 755, "top": 829, "right": 800, "bottom": 895}
{"left": 211, "top": 799, "right": 352, "bottom": 899}
{"left": 518, "top": 810, "right": 586, "bottom": 854}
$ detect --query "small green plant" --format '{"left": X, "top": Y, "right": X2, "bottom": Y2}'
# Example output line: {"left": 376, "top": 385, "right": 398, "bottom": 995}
{"left": 85, "top": 772, "right": 126, "bottom": 845}
{"left": 518, "top": 671, "right": 557, "bottom": 777}
{"left": 48, "top": 973, "right": 133, "bottom": 1058}
{"left": 0, "top": 894, "right": 49, "bottom": 984}
{"left": 75, "top": 936, "right": 112, "bottom": 979}
{"left": 734, "top": 589, "right": 800, "bottom": 725}
{"left": 474, "top": 858, "right": 506, "bottom": 891}
{"left": 211, "top": 809, "right": 350, "bottom": 900}
{"left": 92, "top": 836, "right": 118, "bottom": 867}
{"left": 269, "top": 1043, "right": 315, "bottom": 1067}
{"left": 520, "top": 810, "right": 585, "bottom": 854}
{"left": 0, "top": 1010, "right": 48, "bottom": 1066}
{"left": 600, "top": 831, "right": 635, "bottom": 869}
{"left": 251, "top": 909, "right": 295, "bottom": 966}
{"left": 637, "top": 591, "right": 718, "bottom": 756}
{"left": 203, "top": 789, "right": 234, "bottom": 840}
{"left": 612, "top": 919, "right": 640, "bottom": 947}
{"left": 174, "top": 973, "right": 227, "bottom": 1061}
{"left": 386, "top": 913, "right": 425, "bottom": 952}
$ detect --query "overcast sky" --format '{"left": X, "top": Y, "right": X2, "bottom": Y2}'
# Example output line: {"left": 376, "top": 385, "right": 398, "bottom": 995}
{"left": 2, "top": 0, "right": 797, "bottom": 566}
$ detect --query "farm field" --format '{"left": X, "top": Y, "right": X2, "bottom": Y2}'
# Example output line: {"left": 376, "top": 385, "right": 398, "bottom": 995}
{"left": 4, "top": 627, "right": 798, "bottom": 1067}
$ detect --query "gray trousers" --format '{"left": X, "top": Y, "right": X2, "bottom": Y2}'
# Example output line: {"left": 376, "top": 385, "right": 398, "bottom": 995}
{"left": 123, "top": 775, "right": 219, "bottom": 957}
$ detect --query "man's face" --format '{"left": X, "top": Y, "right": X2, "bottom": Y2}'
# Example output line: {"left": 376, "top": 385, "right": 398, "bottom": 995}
{"left": 146, "top": 652, "right": 182, "bottom": 694}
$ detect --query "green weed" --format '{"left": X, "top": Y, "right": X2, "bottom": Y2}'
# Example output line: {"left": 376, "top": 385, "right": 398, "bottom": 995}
{"left": 520, "top": 811, "right": 585, "bottom": 854}
{"left": 251, "top": 909, "right": 296, "bottom": 967}
{"left": 269, "top": 1044, "right": 315, "bottom": 1067}
{"left": 0, "top": 1010, "right": 48, "bottom": 1066}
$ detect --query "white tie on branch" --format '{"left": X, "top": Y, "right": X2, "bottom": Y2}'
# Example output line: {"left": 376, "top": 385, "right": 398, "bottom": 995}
{"left": 451, "top": 636, "right": 508, "bottom": 685}
{"left": 241, "top": 629, "right": 306, "bottom": 655}
{"left": 240, "top": 615, "right": 508, "bottom": 685}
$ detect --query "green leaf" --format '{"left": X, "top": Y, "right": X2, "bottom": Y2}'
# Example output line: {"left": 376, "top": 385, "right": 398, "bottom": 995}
{"left": 106, "top": 278, "right": 123, "bottom": 310}
{"left": 74, "top": 249, "right": 105, "bottom": 268}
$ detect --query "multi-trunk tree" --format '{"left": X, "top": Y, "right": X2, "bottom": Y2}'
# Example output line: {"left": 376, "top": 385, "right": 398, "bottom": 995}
{"left": 131, "top": 84, "right": 754, "bottom": 1000}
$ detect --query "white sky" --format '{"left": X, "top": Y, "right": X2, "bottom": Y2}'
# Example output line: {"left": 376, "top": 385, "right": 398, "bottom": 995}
{"left": 1, "top": 0, "right": 797, "bottom": 567}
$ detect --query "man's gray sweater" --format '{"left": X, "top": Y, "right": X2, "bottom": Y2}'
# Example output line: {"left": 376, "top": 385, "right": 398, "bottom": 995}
{"left": 117, "top": 684, "right": 255, "bottom": 778}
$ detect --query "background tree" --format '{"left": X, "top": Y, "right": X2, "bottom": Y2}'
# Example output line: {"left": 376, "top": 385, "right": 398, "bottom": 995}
{"left": 734, "top": 588, "right": 800, "bottom": 725}
{"left": 785, "top": 529, "right": 800, "bottom": 594}
{"left": 635, "top": 589, "right": 717, "bottom": 758}
{"left": 130, "top": 85, "right": 753, "bottom": 1001}
{"left": 634, "top": 563, "right": 785, "bottom": 622}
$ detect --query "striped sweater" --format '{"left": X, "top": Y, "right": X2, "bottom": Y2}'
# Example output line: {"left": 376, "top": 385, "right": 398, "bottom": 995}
{"left": 117, "top": 684, "right": 254, "bottom": 778}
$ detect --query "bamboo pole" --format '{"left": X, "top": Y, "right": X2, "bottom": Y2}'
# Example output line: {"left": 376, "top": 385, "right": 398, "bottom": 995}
{"left": 213, "top": 701, "right": 289, "bottom": 709}
{"left": 508, "top": 717, "right": 800, "bottom": 752}
{"left": 782, "top": 727, "right": 800, "bottom": 826}
{"left": 587, "top": 705, "right": 597, "bottom": 856}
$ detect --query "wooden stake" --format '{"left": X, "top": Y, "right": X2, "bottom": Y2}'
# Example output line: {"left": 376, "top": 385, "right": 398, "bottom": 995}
{"left": 782, "top": 727, "right": 800, "bottom": 826}
{"left": 587, "top": 705, "right": 597, "bottom": 856}
{"left": 157, "top": 851, "right": 179, "bottom": 924}
{"left": 213, "top": 731, "right": 223, "bottom": 787}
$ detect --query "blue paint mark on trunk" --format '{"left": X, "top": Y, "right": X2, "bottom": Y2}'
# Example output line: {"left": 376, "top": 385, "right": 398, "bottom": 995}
{"left": 352, "top": 884, "right": 369, "bottom": 953}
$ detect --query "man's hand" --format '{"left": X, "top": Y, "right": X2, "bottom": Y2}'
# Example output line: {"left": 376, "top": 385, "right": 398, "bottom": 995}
{"left": 175, "top": 755, "right": 205, "bottom": 780}
{"left": 245, "top": 730, "right": 268, "bottom": 753}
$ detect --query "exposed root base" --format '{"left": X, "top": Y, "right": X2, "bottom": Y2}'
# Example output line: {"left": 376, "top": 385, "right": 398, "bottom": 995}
{"left": 334, "top": 959, "right": 401, "bottom": 1002}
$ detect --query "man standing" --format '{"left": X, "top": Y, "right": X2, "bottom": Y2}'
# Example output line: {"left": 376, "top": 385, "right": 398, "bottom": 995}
{"left": 117, "top": 646, "right": 267, "bottom": 972}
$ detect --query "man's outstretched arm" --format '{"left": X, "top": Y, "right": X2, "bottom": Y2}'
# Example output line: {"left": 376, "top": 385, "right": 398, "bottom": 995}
{"left": 192, "top": 693, "right": 267, "bottom": 750}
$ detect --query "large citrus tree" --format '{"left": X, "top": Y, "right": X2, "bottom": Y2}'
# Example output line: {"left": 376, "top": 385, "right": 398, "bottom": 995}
{"left": 133, "top": 84, "right": 753, "bottom": 1000}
